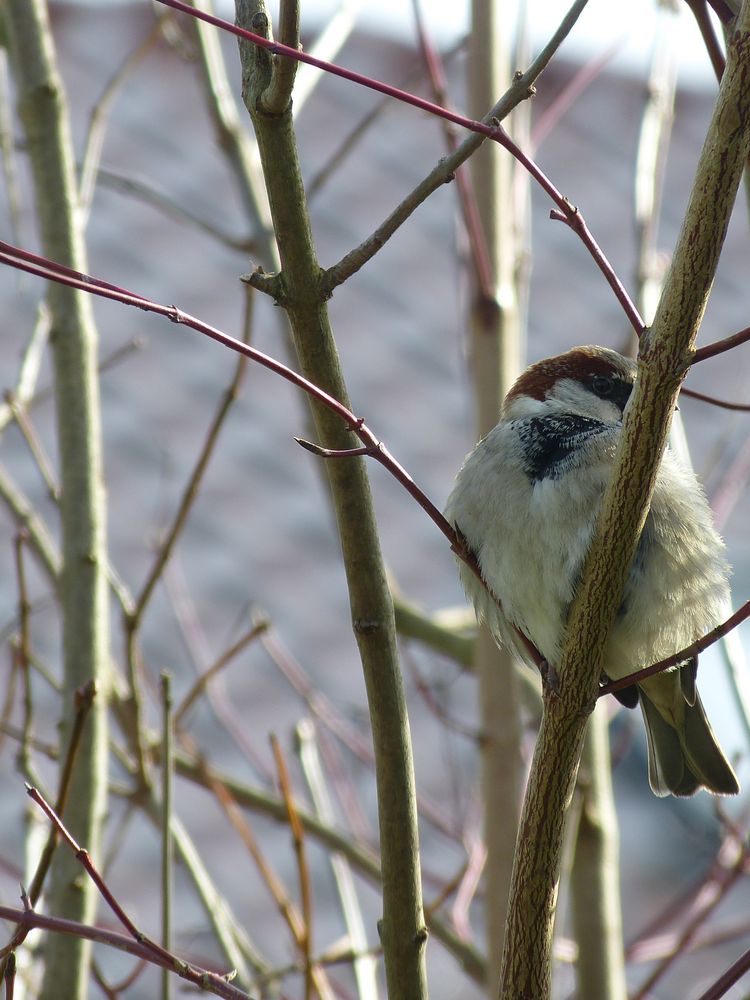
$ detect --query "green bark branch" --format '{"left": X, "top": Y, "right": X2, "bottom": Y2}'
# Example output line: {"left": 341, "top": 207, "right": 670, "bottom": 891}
{"left": 500, "top": 6, "right": 750, "bottom": 998}
{"left": 466, "top": 0, "right": 524, "bottom": 991}
{"left": 234, "top": 4, "right": 428, "bottom": 996}
{"left": 5, "top": 2, "right": 110, "bottom": 997}
{"left": 569, "top": 704, "right": 626, "bottom": 1000}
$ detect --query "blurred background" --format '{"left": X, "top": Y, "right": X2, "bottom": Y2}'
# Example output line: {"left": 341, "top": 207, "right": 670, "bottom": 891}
{"left": 1, "top": 1, "right": 750, "bottom": 997}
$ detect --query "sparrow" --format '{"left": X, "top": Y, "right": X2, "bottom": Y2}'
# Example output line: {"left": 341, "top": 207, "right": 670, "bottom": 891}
{"left": 445, "top": 345, "right": 738, "bottom": 796}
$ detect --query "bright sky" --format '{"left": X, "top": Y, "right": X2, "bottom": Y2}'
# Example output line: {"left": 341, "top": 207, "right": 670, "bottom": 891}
{"left": 213, "top": 0, "right": 723, "bottom": 89}
{"left": 80, "top": 1, "right": 723, "bottom": 89}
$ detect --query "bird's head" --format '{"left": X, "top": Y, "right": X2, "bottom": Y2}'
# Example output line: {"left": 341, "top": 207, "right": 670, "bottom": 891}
{"left": 501, "top": 346, "right": 636, "bottom": 424}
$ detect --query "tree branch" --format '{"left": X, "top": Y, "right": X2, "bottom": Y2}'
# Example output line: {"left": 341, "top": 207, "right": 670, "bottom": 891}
{"left": 234, "top": 3, "right": 428, "bottom": 995}
{"left": 500, "top": 6, "right": 750, "bottom": 997}
{"left": 4, "top": 3, "right": 111, "bottom": 996}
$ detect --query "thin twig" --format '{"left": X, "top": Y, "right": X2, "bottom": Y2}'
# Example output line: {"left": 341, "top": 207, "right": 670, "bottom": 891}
{"left": 192, "top": 756, "right": 336, "bottom": 998}
{"left": 295, "top": 719, "right": 379, "bottom": 1000}
{"left": 93, "top": 168, "right": 256, "bottom": 252}
{"left": 632, "top": 831, "right": 748, "bottom": 1000}
{"left": 270, "top": 735, "right": 315, "bottom": 1000}
{"left": 0, "top": 51, "right": 23, "bottom": 247}
{"left": 680, "top": 386, "right": 750, "bottom": 411}
{"left": 0, "top": 685, "right": 96, "bottom": 968}
{"left": 684, "top": 0, "right": 726, "bottom": 82}
{"left": 128, "top": 305, "right": 252, "bottom": 627}
{"left": 697, "top": 943, "right": 750, "bottom": 1000}
{"left": 693, "top": 323, "right": 750, "bottom": 362}
{"left": 160, "top": 673, "right": 174, "bottom": 1000}
{"left": 79, "top": 19, "right": 165, "bottom": 218}
{"left": 154, "top": 0, "right": 579, "bottom": 133}
{"left": 9, "top": 533, "right": 34, "bottom": 786}
{"left": 3, "top": 952, "right": 15, "bottom": 1000}
{"left": 150, "top": 0, "right": 644, "bottom": 336}
{"left": 548, "top": 206, "right": 644, "bottom": 334}
{"left": 25, "top": 782, "right": 251, "bottom": 997}
{"left": 632, "top": 4, "right": 677, "bottom": 339}
{"left": 320, "top": 1, "right": 601, "bottom": 297}
{"left": 173, "top": 619, "right": 270, "bottom": 728}
{"left": 598, "top": 598, "right": 750, "bottom": 697}
{"left": 410, "top": 0, "right": 494, "bottom": 305}
{"left": 531, "top": 40, "right": 620, "bottom": 151}
{"left": 169, "top": 747, "right": 486, "bottom": 982}
{"left": 27, "top": 682, "right": 96, "bottom": 902}
{"left": 186, "top": 0, "right": 274, "bottom": 258}
{"left": 259, "top": 0, "right": 299, "bottom": 114}
{"left": 262, "top": 628, "right": 460, "bottom": 838}
{"left": 92, "top": 957, "right": 147, "bottom": 997}
{"left": 0, "top": 304, "right": 49, "bottom": 433}
{"left": 0, "top": 904, "right": 250, "bottom": 1000}
{"left": 306, "top": 39, "right": 466, "bottom": 200}
{"left": 3, "top": 393, "right": 59, "bottom": 501}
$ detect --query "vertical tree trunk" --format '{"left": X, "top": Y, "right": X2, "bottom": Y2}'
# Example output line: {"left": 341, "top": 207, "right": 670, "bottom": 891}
{"left": 5, "top": 3, "right": 110, "bottom": 998}
{"left": 235, "top": 4, "right": 428, "bottom": 996}
{"left": 570, "top": 704, "right": 627, "bottom": 1000}
{"left": 467, "top": 1, "right": 524, "bottom": 991}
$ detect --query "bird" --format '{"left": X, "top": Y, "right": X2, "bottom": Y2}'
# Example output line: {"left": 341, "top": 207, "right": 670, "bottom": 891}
{"left": 445, "top": 345, "right": 739, "bottom": 797}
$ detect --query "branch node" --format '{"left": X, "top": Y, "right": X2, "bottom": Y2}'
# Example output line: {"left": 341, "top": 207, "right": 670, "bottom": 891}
{"left": 295, "top": 437, "right": 370, "bottom": 458}
{"left": 240, "top": 267, "right": 284, "bottom": 302}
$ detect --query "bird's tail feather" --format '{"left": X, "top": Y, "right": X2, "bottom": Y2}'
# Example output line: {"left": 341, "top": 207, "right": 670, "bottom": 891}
{"left": 640, "top": 690, "right": 738, "bottom": 797}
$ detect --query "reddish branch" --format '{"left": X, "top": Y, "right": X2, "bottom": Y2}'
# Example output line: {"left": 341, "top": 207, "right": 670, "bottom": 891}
{"left": 0, "top": 238, "right": 745, "bottom": 698}
{"left": 153, "top": 0, "right": 644, "bottom": 336}
{"left": 0, "top": 240, "right": 461, "bottom": 553}
{"left": 24, "top": 785, "right": 249, "bottom": 1000}
{"left": 409, "top": 0, "right": 495, "bottom": 307}
{"left": 599, "top": 598, "right": 750, "bottom": 697}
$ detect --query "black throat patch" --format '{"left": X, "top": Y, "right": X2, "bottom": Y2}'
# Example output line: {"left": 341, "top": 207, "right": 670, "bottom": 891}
{"left": 516, "top": 415, "right": 608, "bottom": 483}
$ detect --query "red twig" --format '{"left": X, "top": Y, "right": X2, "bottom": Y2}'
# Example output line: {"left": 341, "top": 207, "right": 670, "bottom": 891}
{"left": 598, "top": 598, "right": 750, "bottom": 698}
{"left": 154, "top": 0, "right": 643, "bottom": 337}
{"left": 632, "top": 830, "right": 748, "bottom": 1000}
{"left": 684, "top": 0, "right": 727, "bottom": 83}
{"left": 548, "top": 206, "right": 645, "bottom": 335}
{"left": 410, "top": 0, "right": 495, "bottom": 307}
{"left": 0, "top": 905, "right": 248, "bottom": 1000}
{"left": 27, "top": 785, "right": 150, "bottom": 944}
{"left": 0, "top": 240, "right": 475, "bottom": 572}
{"left": 25, "top": 785, "right": 248, "bottom": 998}
{"left": 156, "top": 0, "right": 496, "bottom": 128}
{"left": 697, "top": 943, "right": 750, "bottom": 1000}
{"left": 680, "top": 386, "right": 750, "bottom": 412}
{"left": 694, "top": 324, "right": 750, "bottom": 363}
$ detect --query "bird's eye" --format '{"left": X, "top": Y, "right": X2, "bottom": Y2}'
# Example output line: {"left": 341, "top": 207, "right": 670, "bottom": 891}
{"left": 591, "top": 374, "right": 614, "bottom": 398}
